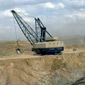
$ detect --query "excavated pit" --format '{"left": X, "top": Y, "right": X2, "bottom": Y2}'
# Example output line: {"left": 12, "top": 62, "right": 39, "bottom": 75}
{"left": 0, "top": 53, "right": 85, "bottom": 85}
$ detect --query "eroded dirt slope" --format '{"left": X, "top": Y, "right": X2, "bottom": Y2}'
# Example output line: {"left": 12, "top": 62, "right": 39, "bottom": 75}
{"left": 0, "top": 53, "right": 85, "bottom": 85}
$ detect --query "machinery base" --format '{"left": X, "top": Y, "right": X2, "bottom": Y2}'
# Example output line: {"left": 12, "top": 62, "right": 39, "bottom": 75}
{"left": 32, "top": 47, "right": 64, "bottom": 55}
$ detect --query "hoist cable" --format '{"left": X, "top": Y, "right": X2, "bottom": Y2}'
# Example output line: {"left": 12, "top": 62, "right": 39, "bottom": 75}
{"left": 13, "top": 17, "right": 20, "bottom": 48}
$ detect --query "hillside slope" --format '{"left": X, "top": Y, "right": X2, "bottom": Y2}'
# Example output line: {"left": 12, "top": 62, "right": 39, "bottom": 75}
{"left": 0, "top": 53, "right": 85, "bottom": 85}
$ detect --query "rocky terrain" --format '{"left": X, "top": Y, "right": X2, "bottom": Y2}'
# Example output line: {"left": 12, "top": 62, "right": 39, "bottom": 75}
{"left": 0, "top": 53, "right": 84, "bottom": 85}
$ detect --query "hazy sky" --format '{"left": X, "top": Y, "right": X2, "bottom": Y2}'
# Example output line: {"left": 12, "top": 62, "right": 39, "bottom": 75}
{"left": 0, "top": 0, "right": 85, "bottom": 40}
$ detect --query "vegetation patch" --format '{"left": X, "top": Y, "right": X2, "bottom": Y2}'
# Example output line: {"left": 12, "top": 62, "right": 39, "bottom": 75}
{"left": 51, "top": 59, "right": 66, "bottom": 71}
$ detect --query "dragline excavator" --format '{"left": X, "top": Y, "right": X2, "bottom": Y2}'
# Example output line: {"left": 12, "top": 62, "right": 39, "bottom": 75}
{"left": 11, "top": 10, "right": 64, "bottom": 55}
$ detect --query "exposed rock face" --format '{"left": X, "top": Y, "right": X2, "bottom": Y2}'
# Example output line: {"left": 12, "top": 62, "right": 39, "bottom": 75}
{"left": 0, "top": 53, "right": 85, "bottom": 85}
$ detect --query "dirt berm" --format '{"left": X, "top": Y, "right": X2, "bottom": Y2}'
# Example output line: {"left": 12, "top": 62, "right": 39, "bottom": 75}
{"left": 0, "top": 53, "right": 85, "bottom": 85}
